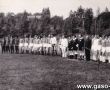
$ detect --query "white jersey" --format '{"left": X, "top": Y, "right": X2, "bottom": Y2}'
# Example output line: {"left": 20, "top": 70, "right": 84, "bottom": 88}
{"left": 50, "top": 37, "right": 57, "bottom": 45}
{"left": 91, "top": 37, "right": 101, "bottom": 61}
{"left": 28, "top": 38, "right": 34, "bottom": 48}
{"left": 101, "top": 38, "right": 107, "bottom": 53}
{"left": 91, "top": 38, "right": 101, "bottom": 51}
{"left": 106, "top": 38, "right": 110, "bottom": 62}
{"left": 24, "top": 38, "right": 28, "bottom": 46}
{"left": 19, "top": 38, "right": 24, "bottom": 47}
{"left": 60, "top": 38, "right": 68, "bottom": 47}
{"left": 45, "top": 37, "right": 51, "bottom": 48}
{"left": 106, "top": 39, "right": 110, "bottom": 52}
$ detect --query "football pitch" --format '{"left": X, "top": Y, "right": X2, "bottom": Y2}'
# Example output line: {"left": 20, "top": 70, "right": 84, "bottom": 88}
{"left": 0, "top": 54, "right": 110, "bottom": 90}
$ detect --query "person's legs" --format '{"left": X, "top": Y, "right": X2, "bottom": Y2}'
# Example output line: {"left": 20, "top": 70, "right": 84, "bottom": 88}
{"left": 52, "top": 45, "right": 54, "bottom": 56}
{"left": 85, "top": 49, "right": 90, "bottom": 61}
{"left": 61, "top": 47, "right": 65, "bottom": 57}
{"left": 64, "top": 47, "right": 66, "bottom": 57}
{"left": 12, "top": 45, "right": 14, "bottom": 53}
{"left": 2, "top": 45, "right": 4, "bottom": 53}
{"left": 19, "top": 46, "right": 21, "bottom": 54}
{"left": 15, "top": 46, "right": 17, "bottom": 53}
{"left": 52, "top": 45, "right": 53, "bottom": 55}
{"left": 17, "top": 45, "right": 19, "bottom": 53}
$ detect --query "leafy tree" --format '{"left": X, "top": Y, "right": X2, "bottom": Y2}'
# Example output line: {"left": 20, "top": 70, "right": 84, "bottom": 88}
{"left": 50, "top": 16, "right": 64, "bottom": 35}
{"left": 84, "top": 8, "right": 93, "bottom": 34}
{"left": 97, "top": 12, "right": 110, "bottom": 35}
{"left": 105, "top": 7, "right": 109, "bottom": 12}
{"left": 76, "top": 6, "right": 85, "bottom": 28}
{"left": 0, "top": 13, "right": 5, "bottom": 37}
{"left": 41, "top": 8, "right": 51, "bottom": 36}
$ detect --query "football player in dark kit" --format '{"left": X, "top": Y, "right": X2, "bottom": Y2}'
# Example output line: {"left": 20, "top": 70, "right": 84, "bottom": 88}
{"left": 68, "top": 35, "right": 78, "bottom": 59}
{"left": 78, "top": 35, "right": 85, "bottom": 60}
{"left": 68, "top": 36, "right": 75, "bottom": 59}
{"left": 84, "top": 35, "right": 92, "bottom": 61}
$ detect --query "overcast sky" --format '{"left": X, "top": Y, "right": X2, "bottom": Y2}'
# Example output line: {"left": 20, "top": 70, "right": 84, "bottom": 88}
{"left": 0, "top": 0, "right": 110, "bottom": 18}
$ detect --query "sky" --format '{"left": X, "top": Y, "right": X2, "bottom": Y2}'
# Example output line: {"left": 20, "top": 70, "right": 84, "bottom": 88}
{"left": 0, "top": 0, "right": 110, "bottom": 18}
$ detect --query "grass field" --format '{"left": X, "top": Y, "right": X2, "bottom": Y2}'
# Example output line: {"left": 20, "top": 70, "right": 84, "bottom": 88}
{"left": 0, "top": 54, "right": 110, "bottom": 90}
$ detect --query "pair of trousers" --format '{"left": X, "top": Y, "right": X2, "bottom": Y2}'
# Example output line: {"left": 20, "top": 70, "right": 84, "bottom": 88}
{"left": 61, "top": 46, "right": 67, "bottom": 57}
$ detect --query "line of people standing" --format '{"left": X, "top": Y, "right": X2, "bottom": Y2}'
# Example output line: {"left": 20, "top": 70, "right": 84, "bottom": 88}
{"left": 91, "top": 35, "right": 110, "bottom": 63}
{"left": 1, "top": 36, "right": 19, "bottom": 54}
{"left": 0, "top": 34, "right": 92, "bottom": 62}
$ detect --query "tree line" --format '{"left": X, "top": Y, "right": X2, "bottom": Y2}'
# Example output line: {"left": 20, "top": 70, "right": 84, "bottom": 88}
{"left": 0, "top": 6, "right": 110, "bottom": 37}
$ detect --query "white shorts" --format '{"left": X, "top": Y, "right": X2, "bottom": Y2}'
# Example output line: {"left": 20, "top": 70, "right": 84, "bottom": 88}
{"left": 106, "top": 47, "right": 110, "bottom": 53}
{"left": 42, "top": 43, "right": 47, "bottom": 47}
{"left": 19, "top": 43, "right": 24, "bottom": 48}
{"left": 28, "top": 43, "right": 34, "bottom": 49}
{"left": 45, "top": 44, "right": 52, "bottom": 48}
{"left": 32, "top": 44, "right": 39, "bottom": 51}
{"left": 24, "top": 43, "right": 28, "bottom": 47}
{"left": 101, "top": 47, "right": 106, "bottom": 53}
{"left": 37, "top": 44, "right": 42, "bottom": 48}
{"left": 23, "top": 43, "right": 28, "bottom": 50}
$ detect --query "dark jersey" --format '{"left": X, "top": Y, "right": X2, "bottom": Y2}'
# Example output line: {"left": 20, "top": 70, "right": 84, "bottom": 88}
{"left": 68, "top": 38, "right": 78, "bottom": 50}
{"left": 12, "top": 38, "right": 15, "bottom": 45}
{"left": 78, "top": 37, "right": 84, "bottom": 51}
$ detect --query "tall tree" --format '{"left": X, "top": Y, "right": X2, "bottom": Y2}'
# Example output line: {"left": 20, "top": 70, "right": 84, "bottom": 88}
{"left": 105, "top": 7, "right": 109, "bottom": 12}
{"left": 96, "top": 7, "right": 100, "bottom": 17}
{"left": 50, "top": 16, "right": 64, "bottom": 35}
{"left": 0, "top": 13, "right": 5, "bottom": 37}
{"left": 41, "top": 8, "right": 51, "bottom": 36}
{"left": 21, "top": 11, "right": 29, "bottom": 36}
{"left": 97, "top": 12, "right": 110, "bottom": 35}
{"left": 84, "top": 8, "right": 93, "bottom": 34}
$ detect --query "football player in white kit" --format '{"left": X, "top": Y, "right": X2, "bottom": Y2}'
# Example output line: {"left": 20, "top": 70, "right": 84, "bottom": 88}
{"left": 100, "top": 36, "right": 107, "bottom": 62}
{"left": 19, "top": 37, "right": 24, "bottom": 54}
{"left": 60, "top": 35, "right": 68, "bottom": 58}
{"left": 23, "top": 35, "right": 28, "bottom": 53}
{"left": 42, "top": 35, "right": 47, "bottom": 55}
{"left": 44, "top": 35, "right": 52, "bottom": 55}
{"left": 105, "top": 36, "right": 110, "bottom": 63}
{"left": 57, "top": 36, "right": 62, "bottom": 56}
{"left": 28, "top": 35, "right": 33, "bottom": 54}
{"left": 107, "top": 36, "right": 110, "bottom": 62}
{"left": 50, "top": 35, "right": 57, "bottom": 56}
{"left": 37, "top": 36, "right": 41, "bottom": 54}
{"left": 32, "top": 35, "right": 38, "bottom": 54}
{"left": 91, "top": 35, "right": 101, "bottom": 61}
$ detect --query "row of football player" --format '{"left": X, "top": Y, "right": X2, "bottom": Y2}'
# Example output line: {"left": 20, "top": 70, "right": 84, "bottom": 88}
{"left": 0, "top": 34, "right": 85, "bottom": 58}
{"left": 1, "top": 34, "right": 110, "bottom": 61}
{"left": 91, "top": 35, "right": 110, "bottom": 63}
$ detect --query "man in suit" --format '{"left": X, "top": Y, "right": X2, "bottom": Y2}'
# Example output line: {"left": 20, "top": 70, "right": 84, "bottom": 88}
{"left": 84, "top": 35, "right": 92, "bottom": 61}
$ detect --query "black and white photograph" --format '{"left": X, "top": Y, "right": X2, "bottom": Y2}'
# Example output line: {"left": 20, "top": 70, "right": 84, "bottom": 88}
{"left": 0, "top": 0, "right": 110, "bottom": 89}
